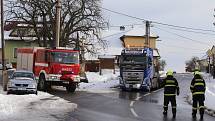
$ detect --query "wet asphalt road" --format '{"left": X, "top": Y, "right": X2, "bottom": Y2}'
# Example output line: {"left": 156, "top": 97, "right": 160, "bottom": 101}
{"left": 50, "top": 73, "right": 215, "bottom": 121}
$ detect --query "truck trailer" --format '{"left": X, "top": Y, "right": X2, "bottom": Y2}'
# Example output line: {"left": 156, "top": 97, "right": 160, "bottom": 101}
{"left": 119, "top": 48, "right": 160, "bottom": 91}
{"left": 17, "top": 47, "right": 80, "bottom": 92}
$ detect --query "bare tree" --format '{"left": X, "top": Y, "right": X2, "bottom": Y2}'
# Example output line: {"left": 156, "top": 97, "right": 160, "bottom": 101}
{"left": 185, "top": 56, "right": 200, "bottom": 72}
{"left": 5, "top": 0, "right": 107, "bottom": 52}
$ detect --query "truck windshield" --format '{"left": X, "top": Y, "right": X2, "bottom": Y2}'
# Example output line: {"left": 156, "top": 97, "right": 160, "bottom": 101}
{"left": 122, "top": 56, "right": 146, "bottom": 63}
{"left": 50, "top": 52, "right": 79, "bottom": 64}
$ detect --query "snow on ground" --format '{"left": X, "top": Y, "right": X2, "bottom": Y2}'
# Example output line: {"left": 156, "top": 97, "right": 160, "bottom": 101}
{"left": 0, "top": 89, "right": 77, "bottom": 121}
{"left": 203, "top": 73, "right": 215, "bottom": 111}
{"left": 78, "top": 69, "right": 120, "bottom": 93}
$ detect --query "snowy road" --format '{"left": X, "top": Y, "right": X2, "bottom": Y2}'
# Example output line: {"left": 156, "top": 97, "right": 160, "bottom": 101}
{"left": 49, "top": 73, "right": 215, "bottom": 121}
{"left": 0, "top": 72, "right": 215, "bottom": 121}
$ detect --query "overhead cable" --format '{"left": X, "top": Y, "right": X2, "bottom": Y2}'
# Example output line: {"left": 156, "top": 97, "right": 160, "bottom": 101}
{"left": 155, "top": 24, "right": 215, "bottom": 36}
{"left": 101, "top": 7, "right": 147, "bottom": 21}
{"left": 102, "top": 7, "right": 215, "bottom": 33}
{"left": 154, "top": 26, "right": 211, "bottom": 46}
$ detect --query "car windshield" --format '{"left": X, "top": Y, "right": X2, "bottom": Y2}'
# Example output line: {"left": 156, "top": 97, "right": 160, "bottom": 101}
{"left": 50, "top": 52, "right": 79, "bottom": 64}
{"left": 12, "top": 72, "right": 34, "bottom": 80}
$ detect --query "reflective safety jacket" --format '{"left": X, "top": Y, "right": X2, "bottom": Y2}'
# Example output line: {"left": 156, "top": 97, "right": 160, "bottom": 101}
{"left": 190, "top": 75, "right": 206, "bottom": 95}
{"left": 163, "top": 76, "right": 179, "bottom": 96}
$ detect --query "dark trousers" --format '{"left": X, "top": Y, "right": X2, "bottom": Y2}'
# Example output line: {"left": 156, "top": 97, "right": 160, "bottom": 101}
{"left": 192, "top": 94, "right": 205, "bottom": 116}
{"left": 163, "top": 95, "right": 176, "bottom": 114}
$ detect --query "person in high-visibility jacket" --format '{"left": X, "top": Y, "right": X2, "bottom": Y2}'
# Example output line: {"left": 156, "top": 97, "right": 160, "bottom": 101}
{"left": 190, "top": 70, "right": 206, "bottom": 119}
{"left": 162, "top": 70, "right": 180, "bottom": 118}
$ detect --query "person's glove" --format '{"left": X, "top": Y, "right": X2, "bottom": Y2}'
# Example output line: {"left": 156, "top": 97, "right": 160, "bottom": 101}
{"left": 177, "top": 90, "right": 180, "bottom": 96}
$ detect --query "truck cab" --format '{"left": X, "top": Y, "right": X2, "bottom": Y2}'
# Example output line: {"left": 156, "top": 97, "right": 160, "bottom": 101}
{"left": 119, "top": 48, "right": 158, "bottom": 91}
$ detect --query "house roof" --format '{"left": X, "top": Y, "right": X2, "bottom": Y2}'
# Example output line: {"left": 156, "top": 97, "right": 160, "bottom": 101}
{"left": 124, "top": 27, "right": 158, "bottom": 38}
{"left": 4, "top": 21, "right": 39, "bottom": 41}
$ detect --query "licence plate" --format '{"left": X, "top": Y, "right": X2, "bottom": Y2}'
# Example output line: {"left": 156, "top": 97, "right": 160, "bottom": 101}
{"left": 18, "top": 88, "right": 25, "bottom": 90}
{"left": 63, "top": 81, "right": 69, "bottom": 84}
{"left": 126, "top": 84, "right": 131, "bottom": 88}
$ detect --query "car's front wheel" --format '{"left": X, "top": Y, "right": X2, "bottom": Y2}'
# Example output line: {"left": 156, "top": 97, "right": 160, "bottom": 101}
{"left": 38, "top": 75, "right": 46, "bottom": 91}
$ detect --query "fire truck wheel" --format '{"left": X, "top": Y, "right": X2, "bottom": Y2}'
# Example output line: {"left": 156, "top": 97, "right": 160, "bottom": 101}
{"left": 66, "top": 83, "right": 76, "bottom": 93}
{"left": 38, "top": 75, "right": 46, "bottom": 91}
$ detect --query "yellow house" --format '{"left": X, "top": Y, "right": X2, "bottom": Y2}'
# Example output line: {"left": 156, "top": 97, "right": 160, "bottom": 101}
{"left": 120, "top": 28, "right": 159, "bottom": 49}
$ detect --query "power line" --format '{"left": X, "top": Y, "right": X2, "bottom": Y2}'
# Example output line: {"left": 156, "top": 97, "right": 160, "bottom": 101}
{"left": 158, "top": 42, "right": 207, "bottom": 51}
{"left": 200, "top": 54, "right": 208, "bottom": 59}
{"left": 155, "top": 24, "right": 215, "bottom": 36}
{"left": 160, "top": 50, "right": 206, "bottom": 55}
{"left": 154, "top": 26, "right": 211, "bottom": 46}
{"left": 101, "top": 7, "right": 146, "bottom": 21}
{"left": 102, "top": 29, "right": 131, "bottom": 39}
{"left": 109, "top": 23, "right": 143, "bottom": 28}
{"left": 152, "top": 21, "right": 215, "bottom": 33}
{"left": 102, "top": 7, "right": 215, "bottom": 33}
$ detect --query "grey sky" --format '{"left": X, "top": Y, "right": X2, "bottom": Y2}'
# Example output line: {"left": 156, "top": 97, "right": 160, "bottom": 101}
{"left": 102, "top": 0, "right": 215, "bottom": 72}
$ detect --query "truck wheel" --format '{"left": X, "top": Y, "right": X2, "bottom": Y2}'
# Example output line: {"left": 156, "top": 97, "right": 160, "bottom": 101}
{"left": 66, "top": 83, "right": 76, "bottom": 93}
{"left": 149, "top": 79, "right": 153, "bottom": 92}
{"left": 120, "top": 86, "right": 126, "bottom": 91}
{"left": 38, "top": 75, "right": 46, "bottom": 91}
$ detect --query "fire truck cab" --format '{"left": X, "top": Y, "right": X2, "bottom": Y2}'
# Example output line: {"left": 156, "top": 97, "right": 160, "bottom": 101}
{"left": 17, "top": 47, "right": 80, "bottom": 92}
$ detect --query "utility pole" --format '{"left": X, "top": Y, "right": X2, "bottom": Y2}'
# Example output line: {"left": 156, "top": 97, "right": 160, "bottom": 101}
{"left": 213, "top": 54, "right": 215, "bottom": 79}
{"left": 208, "top": 56, "right": 211, "bottom": 74}
{"left": 55, "top": 0, "right": 61, "bottom": 47}
{"left": 1, "top": 0, "right": 7, "bottom": 91}
{"left": 145, "top": 21, "right": 151, "bottom": 47}
{"left": 207, "top": 49, "right": 212, "bottom": 74}
{"left": 211, "top": 46, "right": 215, "bottom": 78}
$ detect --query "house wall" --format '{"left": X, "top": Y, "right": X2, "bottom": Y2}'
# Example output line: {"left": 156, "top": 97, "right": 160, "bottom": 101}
{"left": 99, "top": 59, "right": 115, "bottom": 69}
{"left": 5, "top": 40, "right": 38, "bottom": 65}
{"left": 85, "top": 60, "right": 100, "bottom": 72}
{"left": 123, "top": 36, "right": 156, "bottom": 49}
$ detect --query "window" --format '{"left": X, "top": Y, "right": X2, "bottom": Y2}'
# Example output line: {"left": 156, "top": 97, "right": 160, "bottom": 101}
{"left": 14, "top": 48, "right": 17, "bottom": 58}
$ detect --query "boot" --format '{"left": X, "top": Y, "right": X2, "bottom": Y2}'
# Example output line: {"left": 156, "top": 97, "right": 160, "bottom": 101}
{"left": 172, "top": 108, "right": 176, "bottom": 118}
{"left": 172, "top": 113, "right": 176, "bottom": 118}
{"left": 200, "top": 114, "right": 204, "bottom": 120}
{"left": 192, "top": 113, "right": 196, "bottom": 119}
{"left": 200, "top": 108, "right": 204, "bottom": 120}
{"left": 163, "top": 110, "right": 167, "bottom": 115}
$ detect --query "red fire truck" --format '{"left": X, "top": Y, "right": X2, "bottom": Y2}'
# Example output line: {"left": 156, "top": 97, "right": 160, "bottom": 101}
{"left": 16, "top": 47, "right": 80, "bottom": 92}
